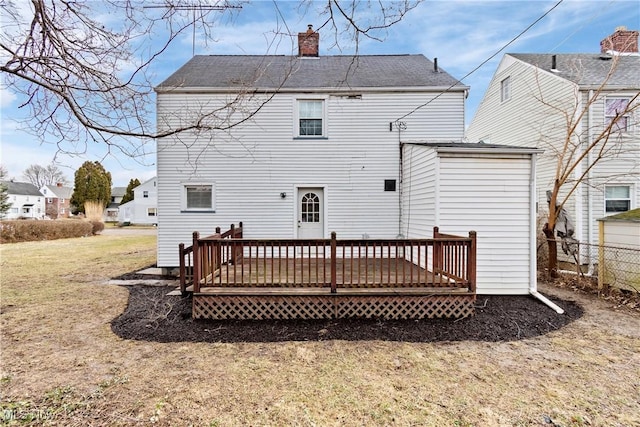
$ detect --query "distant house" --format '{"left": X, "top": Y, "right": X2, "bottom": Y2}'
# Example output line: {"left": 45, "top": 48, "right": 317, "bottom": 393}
{"left": 39, "top": 183, "right": 73, "bottom": 219}
{"left": 466, "top": 26, "right": 640, "bottom": 268}
{"left": 117, "top": 177, "right": 158, "bottom": 225}
{"left": 1, "top": 181, "right": 45, "bottom": 219}
{"left": 105, "top": 186, "right": 126, "bottom": 222}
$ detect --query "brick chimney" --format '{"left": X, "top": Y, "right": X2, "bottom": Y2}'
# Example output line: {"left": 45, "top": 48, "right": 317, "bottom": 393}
{"left": 600, "top": 26, "right": 639, "bottom": 54}
{"left": 298, "top": 25, "right": 319, "bottom": 57}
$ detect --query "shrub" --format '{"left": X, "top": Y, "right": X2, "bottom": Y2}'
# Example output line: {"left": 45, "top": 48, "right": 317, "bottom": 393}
{"left": 84, "top": 201, "right": 105, "bottom": 222}
{"left": 91, "top": 220, "right": 105, "bottom": 235}
{"left": 0, "top": 220, "right": 94, "bottom": 243}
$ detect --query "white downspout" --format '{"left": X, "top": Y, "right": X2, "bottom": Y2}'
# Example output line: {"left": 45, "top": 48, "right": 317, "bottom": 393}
{"left": 529, "top": 152, "right": 565, "bottom": 314}
{"left": 587, "top": 89, "right": 595, "bottom": 274}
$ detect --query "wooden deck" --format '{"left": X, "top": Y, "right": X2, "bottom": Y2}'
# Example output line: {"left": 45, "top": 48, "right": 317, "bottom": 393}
{"left": 181, "top": 224, "right": 477, "bottom": 320}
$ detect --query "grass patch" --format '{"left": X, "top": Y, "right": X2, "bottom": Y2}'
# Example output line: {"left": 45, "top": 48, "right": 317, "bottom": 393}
{"left": 1, "top": 232, "right": 639, "bottom": 426}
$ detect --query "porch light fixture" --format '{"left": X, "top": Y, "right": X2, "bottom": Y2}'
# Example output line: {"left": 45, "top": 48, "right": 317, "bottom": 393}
{"left": 280, "top": 192, "right": 287, "bottom": 199}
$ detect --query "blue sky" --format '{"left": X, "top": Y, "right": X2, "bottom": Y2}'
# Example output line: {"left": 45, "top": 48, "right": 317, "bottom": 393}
{"left": 1, "top": 0, "right": 639, "bottom": 186}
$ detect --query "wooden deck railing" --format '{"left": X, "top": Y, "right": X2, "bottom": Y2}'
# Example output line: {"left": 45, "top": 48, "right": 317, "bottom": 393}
{"left": 180, "top": 224, "right": 476, "bottom": 294}
{"left": 178, "top": 222, "right": 243, "bottom": 293}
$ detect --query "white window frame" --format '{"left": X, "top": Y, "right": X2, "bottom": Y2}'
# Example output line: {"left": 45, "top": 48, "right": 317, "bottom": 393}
{"left": 143, "top": 191, "right": 149, "bottom": 198}
{"left": 604, "top": 184, "right": 632, "bottom": 213}
{"left": 181, "top": 183, "right": 215, "bottom": 212}
{"left": 605, "top": 97, "right": 631, "bottom": 133}
{"left": 295, "top": 98, "right": 327, "bottom": 138}
{"left": 501, "top": 76, "right": 511, "bottom": 102}
{"left": 147, "top": 207, "right": 157, "bottom": 217}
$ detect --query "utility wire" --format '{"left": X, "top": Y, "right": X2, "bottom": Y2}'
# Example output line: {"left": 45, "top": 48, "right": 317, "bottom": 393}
{"left": 395, "top": 0, "right": 564, "bottom": 123}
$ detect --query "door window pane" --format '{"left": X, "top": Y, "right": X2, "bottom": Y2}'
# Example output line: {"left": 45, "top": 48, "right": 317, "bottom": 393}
{"left": 301, "top": 192, "right": 320, "bottom": 222}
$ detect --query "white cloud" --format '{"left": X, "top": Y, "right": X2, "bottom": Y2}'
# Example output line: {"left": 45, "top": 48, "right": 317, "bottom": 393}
{"left": 0, "top": 88, "right": 17, "bottom": 108}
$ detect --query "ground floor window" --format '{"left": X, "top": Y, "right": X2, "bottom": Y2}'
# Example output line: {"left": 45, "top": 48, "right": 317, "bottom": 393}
{"left": 183, "top": 183, "right": 214, "bottom": 211}
{"left": 147, "top": 208, "right": 157, "bottom": 217}
{"left": 605, "top": 185, "right": 631, "bottom": 213}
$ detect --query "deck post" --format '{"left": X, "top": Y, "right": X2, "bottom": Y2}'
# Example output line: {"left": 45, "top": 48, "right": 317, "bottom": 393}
{"left": 179, "top": 243, "right": 186, "bottom": 293}
{"left": 330, "top": 231, "right": 337, "bottom": 293}
{"left": 433, "top": 226, "right": 441, "bottom": 273}
{"left": 468, "top": 231, "right": 477, "bottom": 293}
{"left": 192, "top": 231, "right": 201, "bottom": 293}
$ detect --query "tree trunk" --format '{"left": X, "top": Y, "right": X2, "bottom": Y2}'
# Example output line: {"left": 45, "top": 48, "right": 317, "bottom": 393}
{"left": 543, "top": 222, "right": 559, "bottom": 278}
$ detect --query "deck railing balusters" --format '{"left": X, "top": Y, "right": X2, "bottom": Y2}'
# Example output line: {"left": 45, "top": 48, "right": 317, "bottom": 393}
{"left": 182, "top": 224, "right": 476, "bottom": 293}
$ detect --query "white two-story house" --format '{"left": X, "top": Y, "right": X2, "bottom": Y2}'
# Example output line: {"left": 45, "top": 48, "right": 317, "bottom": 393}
{"left": 117, "top": 177, "right": 158, "bottom": 225}
{"left": 1, "top": 181, "right": 45, "bottom": 219}
{"left": 155, "top": 26, "right": 547, "bottom": 297}
{"left": 466, "top": 26, "right": 640, "bottom": 268}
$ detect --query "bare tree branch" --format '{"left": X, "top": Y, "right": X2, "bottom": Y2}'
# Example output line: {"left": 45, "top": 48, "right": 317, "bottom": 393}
{"left": 2, "top": 0, "right": 419, "bottom": 160}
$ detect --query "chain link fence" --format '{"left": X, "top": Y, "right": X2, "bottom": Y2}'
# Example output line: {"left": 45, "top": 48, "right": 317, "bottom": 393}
{"left": 537, "top": 235, "right": 639, "bottom": 293}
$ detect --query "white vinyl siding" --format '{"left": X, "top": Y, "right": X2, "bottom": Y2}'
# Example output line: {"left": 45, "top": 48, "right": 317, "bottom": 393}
{"left": 402, "top": 145, "right": 536, "bottom": 295}
{"left": 437, "top": 155, "right": 534, "bottom": 295}
{"left": 156, "top": 89, "right": 466, "bottom": 267}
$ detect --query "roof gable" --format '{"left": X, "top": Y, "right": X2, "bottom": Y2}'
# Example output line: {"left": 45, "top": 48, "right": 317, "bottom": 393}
{"left": 42, "top": 185, "right": 73, "bottom": 199}
{"left": 156, "top": 55, "right": 466, "bottom": 91}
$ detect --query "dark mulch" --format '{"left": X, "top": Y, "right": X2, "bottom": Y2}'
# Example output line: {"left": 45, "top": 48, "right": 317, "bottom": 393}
{"left": 110, "top": 284, "right": 584, "bottom": 343}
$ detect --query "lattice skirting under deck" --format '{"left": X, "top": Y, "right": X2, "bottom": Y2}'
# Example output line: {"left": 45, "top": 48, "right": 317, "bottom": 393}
{"left": 193, "top": 294, "right": 475, "bottom": 320}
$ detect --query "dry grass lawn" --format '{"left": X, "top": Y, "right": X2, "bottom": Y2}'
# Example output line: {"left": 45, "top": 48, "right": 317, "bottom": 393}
{"left": 1, "top": 231, "right": 639, "bottom": 426}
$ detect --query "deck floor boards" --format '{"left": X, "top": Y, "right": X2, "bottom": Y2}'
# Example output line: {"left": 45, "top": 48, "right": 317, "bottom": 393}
{"left": 198, "top": 257, "right": 460, "bottom": 289}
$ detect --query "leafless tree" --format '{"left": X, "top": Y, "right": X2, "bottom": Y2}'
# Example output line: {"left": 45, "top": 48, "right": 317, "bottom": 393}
{"left": 1, "top": 0, "right": 419, "bottom": 160}
{"left": 533, "top": 54, "right": 640, "bottom": 277}
{"left": 23, "top": 163, "right": 69, "bottom": 188}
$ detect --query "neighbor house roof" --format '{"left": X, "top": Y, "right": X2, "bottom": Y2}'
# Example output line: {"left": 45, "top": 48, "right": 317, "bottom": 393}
{"left": 509, "top": 53, "right": 640, "bottom": 88}
{"left": 111, "top": 187, "right": 126, "bottom": 197}
{"left": 1, "top": 181, "right": 43, "bottom": 197}
{"left": 41, "top": 184, "right": 73, "bottom": 199}
{"left": 156, "top": 55, "right": 467, "bottom": 91}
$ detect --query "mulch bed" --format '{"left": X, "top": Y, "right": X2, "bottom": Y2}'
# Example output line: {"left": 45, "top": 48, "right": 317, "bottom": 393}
{"left": 110, "top": 282, "right": 584, "bottom": 343}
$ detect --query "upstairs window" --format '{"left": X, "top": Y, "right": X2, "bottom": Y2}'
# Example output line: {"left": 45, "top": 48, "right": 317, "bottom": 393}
{"left": 500, "top": 76, "right": 511, "bottom": 102}
{"left": 297, "top": 100, "right": 324, "bottom": 137}
{"left": 605, "top": 97, "right": 630, "bottom": 132}
{"left": 605, "top": 185, "right": 631, "bottom": 213}
{"left": 143, "top": 191, "right": 149, "bottom": 198}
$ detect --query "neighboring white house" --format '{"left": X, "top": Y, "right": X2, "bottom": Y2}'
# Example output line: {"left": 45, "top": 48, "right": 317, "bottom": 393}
{"left": 466, "top": 27, "right": 640, "bottom": 269}
{"left": 39, "top": 183, "right": 73, "bottom": 219}
{"left": 117, "top": 177, "right": 158, "bottom": 225}
{"left": 105, "top": 186, "right": 126, "bottom": 222}
{"left": 154, "top": 26, "right": 542, "bottom": 296}
{"left": 1, "top": 181, "right": 45, "bottom": 219}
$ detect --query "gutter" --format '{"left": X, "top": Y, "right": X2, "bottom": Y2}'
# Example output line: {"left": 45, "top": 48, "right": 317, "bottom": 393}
{"left": 530, "top": 290, "right": 565, "bottom": 314}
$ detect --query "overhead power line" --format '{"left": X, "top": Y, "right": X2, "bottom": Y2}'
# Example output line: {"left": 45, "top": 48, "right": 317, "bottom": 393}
{"left": 394, "top": 0, "right": 564, "bottom": 123}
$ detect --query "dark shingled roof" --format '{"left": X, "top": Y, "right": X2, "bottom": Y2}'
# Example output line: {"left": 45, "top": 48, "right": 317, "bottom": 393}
{"left": 509, "top": 53, "right": 640, "bottom": 87}
{"left": 156, "top": 55, "right": 466, "bottom": 91}
{"left": 1, "top": 181, "right": 43, "bottom": 196}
